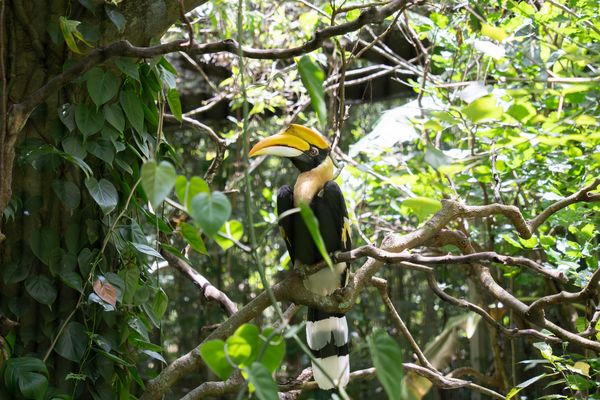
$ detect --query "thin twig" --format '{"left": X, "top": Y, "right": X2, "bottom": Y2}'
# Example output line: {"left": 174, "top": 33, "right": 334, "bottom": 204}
{"left": 372, "top": 277, "right": 436, "bottom": 370}
{"left": 163, "top": 114, "right": 227, "bottom": 184}
{"left": 178, "top": 0, "right": 195, "bottom": 46}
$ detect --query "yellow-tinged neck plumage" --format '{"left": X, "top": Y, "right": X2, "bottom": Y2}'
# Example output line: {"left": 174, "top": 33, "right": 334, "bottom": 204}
{"left": 293, "top": 156, "right": 334, "bottom": 206}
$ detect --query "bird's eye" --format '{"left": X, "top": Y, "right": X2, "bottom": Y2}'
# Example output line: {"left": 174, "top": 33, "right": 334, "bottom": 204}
{"left": 308, "top": 147, "right": 319, "bottom": 156}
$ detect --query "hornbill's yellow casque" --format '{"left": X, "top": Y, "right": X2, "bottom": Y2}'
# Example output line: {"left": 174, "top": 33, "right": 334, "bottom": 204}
{"left": 249, "top": 124, "right": 351, "bottom": 390}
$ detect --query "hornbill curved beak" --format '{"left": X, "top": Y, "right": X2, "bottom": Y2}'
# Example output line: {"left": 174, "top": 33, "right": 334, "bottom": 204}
{"left": 249, "top": 124, "right": 329, "bottom": 158}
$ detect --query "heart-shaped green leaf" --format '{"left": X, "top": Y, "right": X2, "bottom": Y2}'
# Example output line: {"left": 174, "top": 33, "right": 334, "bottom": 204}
{"left": 86, "top": 67, "right": 120, "bottom": 106}
{"left": 75, "top": 104, "right": 104, "bottom": 138}
{"left": 141, "top": 160, "right": 177, "bottom": 209}
{"left": 368, "top": 329, "right": 404, "bottom": 400}
{"left": 55, "top": 321, "right": 88, "bottom": 362}
{"left": 199, "top": 340, "right": 233, "bottom": 380}
{"left": 245, "top": 362, "right": 278, "bottom": 400}
{"left": 120, "top": 88, "right": 144, "bottom": 134}
{"left": 190, "top": 192, "right": 231, "bottom": 237}
{"left": 85, "top": 177, "right": 118, "bottom": 214}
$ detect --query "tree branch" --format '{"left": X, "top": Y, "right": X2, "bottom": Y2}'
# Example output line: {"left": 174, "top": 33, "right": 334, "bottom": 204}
{"left": 372, "top": 277, "right": 436, "bottom": 370}
{"left": 527, "top": 267, "right": 600, "bottom": 317}
{"left": 161, "top": 249, "right": 238, "bottom": 316}
{"left": 141, "top": 180, "right": 600, "bottom": 399}
{"left": 528, "top": 178, "right": 600, "bottom": 232}
{"left": 9, "top": 0, "right": 420, "bottom": 135}
{"left": 164, "top": 114, "right": 227, "bottom": 183}
{"left": 326, "top": 245, "right": 567, "bottom": 282}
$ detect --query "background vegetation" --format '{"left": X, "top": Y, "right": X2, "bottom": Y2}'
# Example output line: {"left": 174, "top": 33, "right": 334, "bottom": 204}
{"left": 0, "top": 0, "right": 598, "bottom": 399}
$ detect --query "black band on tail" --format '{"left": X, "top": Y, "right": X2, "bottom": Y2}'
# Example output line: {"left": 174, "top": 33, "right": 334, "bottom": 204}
{"left": 307, "top": 307, "right": 345, "bottom": 321}
{"left": 311, "top": 341, "right": 351, "bottom": 358}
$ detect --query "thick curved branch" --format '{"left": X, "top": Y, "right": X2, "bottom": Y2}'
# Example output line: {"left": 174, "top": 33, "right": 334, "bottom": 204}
{"left": 179, "top": 371, "right": 243, "bottom": 400}
{"left": 142, "top": 180, "right": 600, "bottom": 399}
{"left": 9, "top": 0, "right": 419, "bottom": 135}
{"left": 528, "top": 178, "right": 600, "bottom": 232}
{"left": 181, "top": 364, "right": 503, "bottom": 400}
{"left": 527, "top": 267, "right": 600, "bottom": 317}
{"left": 161, "top": 250, "right": 238, "bottom": 316}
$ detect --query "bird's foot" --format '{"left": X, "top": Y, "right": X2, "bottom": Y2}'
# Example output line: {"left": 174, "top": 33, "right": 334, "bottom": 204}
{"left": 333, "top": 286, "right": 351, "bottom": 302}
{"left": 293, "top": 263, "right": 307, "bottom": 279}
{"left": 329, "top": 250, "right": 341, "bottom": 263}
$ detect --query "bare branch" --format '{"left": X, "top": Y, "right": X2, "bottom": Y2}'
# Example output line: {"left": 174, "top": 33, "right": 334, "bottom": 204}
{"left": 580, "top": 309, "right": 600, "bottom": 338}
{"left": 527, "top": 267, "right": 600, "bottom": 317}
{"left": 424, "top": 269, "right": 560, "bottom": 343}
{"left": 9, "top": 0, "right": 420, "bottom": 135}
{"left": 178, "top": 0, "right": 195, "bottom": 46}
{"left": 403, "top": 363, "right": 504, "bottom": 400}
{"left": 142, "top": 180, "right": 599, "bottom": 398}
{"left": 163, "top": 114, "right": 227, "bottom": 183}
{"left": 180, "top": 371, "right": 243, "bottom": 400}
{"left": 182, "top": 364, "right": 504, "bottom": 400}
{"left": 329, "top": 245, "right": 568, "bottom": 282}
{"left": 161, "top": 249, "right": 238, "bottom": 317}
{"left": 372, "top": 277, "right": 436, "bottom": 370}
{"left": 528, "top": 178, "right": 600, "bottom": 233}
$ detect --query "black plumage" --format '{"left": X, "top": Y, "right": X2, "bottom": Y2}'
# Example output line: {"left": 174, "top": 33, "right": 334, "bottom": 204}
{"left": 277, "top": 181, "right": 351, "bottom": 266}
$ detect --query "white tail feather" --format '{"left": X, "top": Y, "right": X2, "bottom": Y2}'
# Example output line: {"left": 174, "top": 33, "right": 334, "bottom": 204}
{"left": 304, "top": 262, "right": 350, "bottom": 390}
{"left": 312, "top": 354, "right": 350, "bottom": 390}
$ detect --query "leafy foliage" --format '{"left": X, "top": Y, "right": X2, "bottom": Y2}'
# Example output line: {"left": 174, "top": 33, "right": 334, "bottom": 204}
{"left": 1, "top": 0, "right": 599, "bottom": 399}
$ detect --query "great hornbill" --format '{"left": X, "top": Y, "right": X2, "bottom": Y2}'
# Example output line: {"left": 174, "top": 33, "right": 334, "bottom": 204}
{"left": 249, "top": 124, "right": 351, "bottom": 390}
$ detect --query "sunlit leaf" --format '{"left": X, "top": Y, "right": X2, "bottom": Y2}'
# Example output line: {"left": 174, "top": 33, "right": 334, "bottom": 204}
{"left": 481, "top": 23, "right": 508, "bottom": 42}
{"left": 473, "top": 39, "right": 505, "bottom": 59}
{"left": 199, "top": 340, "right": 233, "bottom": 380}
{"left": 402, "top": 197, "right": 442, "bottom": 222}
{"left": 175, "top": 176, "right": 210, "bottom": 209}
{"left": 190, "top": 192, "right": 231, "bottom": 237}
{"left": 298, "top": 202, "right": 333, "bottom": 269}
{"left": 297, "top": 56, "right": 327, "bottom": 129}
{"left": 215, "top": 220, "right": 244, "bottom": 251}
{"left": 462, "top": 95, "right": 503, "bottom": 123}
{"left": 141, "top": 160, "right": 177, "bottom": 209}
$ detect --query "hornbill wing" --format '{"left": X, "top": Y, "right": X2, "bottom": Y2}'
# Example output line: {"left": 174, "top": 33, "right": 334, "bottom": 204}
{"left": 307, "top": 180, "right": 352, "bottom": 389}
{"left": 313, "top": 181, "right": 352, "bottom": 254}
{"left": 276, "top": 185, "right": 295, "bottom": 265}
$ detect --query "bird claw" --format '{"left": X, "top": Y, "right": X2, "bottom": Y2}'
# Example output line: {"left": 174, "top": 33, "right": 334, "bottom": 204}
{"left": 333, "top": 286, "right": 350, "bottom": 302}
{"left": 294, "top": 263, "right": 307, "bottom": 279}
{"left": 330, "top": 250, "right": 341, "bottom": 263}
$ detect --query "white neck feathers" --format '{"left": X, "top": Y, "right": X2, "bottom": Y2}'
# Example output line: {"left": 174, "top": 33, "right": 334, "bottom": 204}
{"left": 293, "top": 157, "right": 334, "bottom": 206}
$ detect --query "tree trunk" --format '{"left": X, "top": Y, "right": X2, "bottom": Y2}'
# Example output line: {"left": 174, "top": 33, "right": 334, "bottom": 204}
{"left": 0, "top": 0, "right": 203, "bottom": 395}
